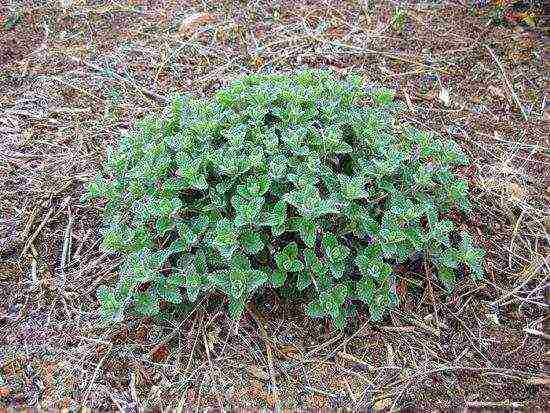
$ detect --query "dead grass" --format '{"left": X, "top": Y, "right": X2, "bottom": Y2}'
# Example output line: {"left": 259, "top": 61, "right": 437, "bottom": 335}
{"left": 0, "top": 0, "right": 548, "bottom": 410}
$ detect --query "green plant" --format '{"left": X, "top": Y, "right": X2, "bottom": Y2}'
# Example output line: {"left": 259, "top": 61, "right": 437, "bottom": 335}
{"left": 85, "top": 69, "right": 485, "bottom": 327}
{"left": 391, "top": 7, "right": 407, "bottom": 33}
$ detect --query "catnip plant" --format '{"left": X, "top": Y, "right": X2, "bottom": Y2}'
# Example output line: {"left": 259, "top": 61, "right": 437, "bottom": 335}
{"left": 85, "top": 69, "right": 485, "bottom": 327}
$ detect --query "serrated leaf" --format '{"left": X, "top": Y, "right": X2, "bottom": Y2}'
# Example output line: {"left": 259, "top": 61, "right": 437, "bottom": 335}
{"left": 240, "top": 230, "right": 264, "bottom": 254}
{"left": 291, "top": 217, "right": 316, "bottom": 248}
{"left": 272, "top": 269, "right": 287, "bottom": 288}
{"left": 135, "top": 292, "right": 160, "bottom": 316}
{"left": 228, "top": 297, "right": 246, "bottom": 320}
{"left": 437, "top": 266, "right": 455, "bottom": 292}
{"left": 306, "top": 300, "right": 325, "bottom": 318}
{"left": 247, "top": 270, "right": 268, "bottom": 292}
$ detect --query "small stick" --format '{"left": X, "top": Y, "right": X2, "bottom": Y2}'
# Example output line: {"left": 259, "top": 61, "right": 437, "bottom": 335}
{"left": 73, "top": 228, "right": 92, "bottom": 259}
{"left": 60, "top": 205, "right": 73, "bottom": 283}
{"left": 492, "top": 259, "right": 545, "bottom": 306}
{"left": 202, "top": 328, "right": 224, "bottom": 411}
{"left": 467, "top": 400, "right": 526, "bottom": 408}
{"left": 508, "top": 208, "right": 524, "bottom": 270}
{"left": 523, "top": 328, "right": 550, "bottom": 340}
{"left": 21, "top": 204, "right": 40, "bottom": 241}
{"left": 424, "top": 259, "right": 440, "bottom": 330}
{"left": 485, "top": 45, "right": 528, "bottom": 121}
{"left": 83, "top": 344, "right": 113, "bottom": 405}
{"left": 343, "top": 377, "right": 357, "bottom": 408}
{"left": 21, "top": 207, "right": 54, "bottom": 256}
{"left": 405, "top": 316, "right": 441, "bottom": 337}
{"left": 248, "top": 307, "right": 281, "bottom": 412}
{"left": 29, "top": 243, "right": 39, "bottom": 284}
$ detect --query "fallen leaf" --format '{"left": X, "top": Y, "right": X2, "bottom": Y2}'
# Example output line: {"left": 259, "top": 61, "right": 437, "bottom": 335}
{"left": 374, "top": 397, "right": 392, "bottom": 411}
{"left": 488, "top": 85, "right": 507, "bottom": 100}
{"left": 264, "top": 392, "right": 278, "bottom": 408}
{"left": 186, "top": 387, "right": 196, "bottom": 404}
{"left": 507, "top": 182, "right": 525, "bottom": 201}
{"left": 247, "top": 365, "right": 270, "bottom": 381}
{"left": 178, "top": 12, "right": 214, "bottom": 35}
{"left": 438, "top": 87, "right": 451, "bottom": 106}
{"left": 151, "top": 344, "right": 169, "bottom": 362}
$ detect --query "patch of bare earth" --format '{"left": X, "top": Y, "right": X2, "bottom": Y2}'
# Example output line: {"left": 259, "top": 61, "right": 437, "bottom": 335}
{"left": 1, "top": 0, "right": 548, "bottom": 410}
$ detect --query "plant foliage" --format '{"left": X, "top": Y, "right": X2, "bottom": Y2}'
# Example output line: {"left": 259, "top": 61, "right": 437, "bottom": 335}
{"left": 85, "top": 69, "right": 485, "bottom": 327}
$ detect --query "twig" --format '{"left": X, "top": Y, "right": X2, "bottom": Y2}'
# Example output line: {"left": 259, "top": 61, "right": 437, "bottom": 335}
{"left": 466, "top": 400, "right": 526, "bottom": 408}
{"left": 21, "top": 207, "right": 54, "bottom": 256}
{"left": 60, "top": 205, "right": 74, "bottom": 285}
{"left": 492, "top": 258, "right": 546, "bottom": 306}
{"left": 83, "top": 344, "right": 113, "bottom": 405}
{"left": 21, "top": 204, "right": 40, "bottom": 241}
{"left": 343, "top": 377, "right": 357, "bottom": 408}
{"left": 401, "top": 315, "right": 441, "bottom": 337}
{"left": 424, "top": 259, "right": 440, "bottom": 330}
{"left": 523, "top": 328, "right": 550, "bottom": 340}
{"left": 316, "top": 37, "right": 450, "bottom": 74}
{"left": 485, "top": 45, "right": 528, "bottom": 121}
{"left": 248, "top": 306, "right": 281, "bottom": 412}
{"left": 29, "top": 243, "right": 39, "bottom": 284}
{"left": 304, "top": 385, "right": 338, "bottom": 398}
{"left": 202, "top": 328, "right": 224, "bottom": 411}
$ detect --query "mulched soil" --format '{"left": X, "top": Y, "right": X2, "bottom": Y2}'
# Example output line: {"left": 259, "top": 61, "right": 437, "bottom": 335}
{"left": 0, "top": 0, "right": 548, "bottom": 410}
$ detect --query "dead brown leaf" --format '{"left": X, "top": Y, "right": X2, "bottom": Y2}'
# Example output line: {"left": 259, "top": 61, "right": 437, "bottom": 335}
{"left": 373, "top": 397, "right": 392, "bottom": 411}
{"left": 178, "top": 12, "right": 215, "bottom": 36}
{"left": 488, "top": 85, "right": 508, "bottom": 101}
{"left": 247, "top": 365, "right": 270, "bottom": 381}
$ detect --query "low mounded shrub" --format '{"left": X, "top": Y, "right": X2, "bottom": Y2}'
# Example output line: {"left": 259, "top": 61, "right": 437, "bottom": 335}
{"left": 85, "top": 69, "right": 485, "bottom": 327}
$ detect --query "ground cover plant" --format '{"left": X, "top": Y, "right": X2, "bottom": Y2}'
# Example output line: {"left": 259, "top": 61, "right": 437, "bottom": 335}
{"left": 86, "top": 70, "right": 485, "bottom": 327}
{"left": 1, "top": 1, "right": 547, "bottom": 410}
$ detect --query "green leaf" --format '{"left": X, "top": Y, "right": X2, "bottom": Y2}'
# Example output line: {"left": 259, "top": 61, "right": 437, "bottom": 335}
{"left": 322, "top": 233, "right": 350, "bottom": 278}
{"left": 458, "top": 232, "right": 485, "bottom": 279}
{"left": 262, "top": 200, "right": 286, "bottom": 231}
{"left": 247, "top": 270, "right": 268, "bottom": 292}
{"left": 135, "top": 292, "right": 160, "bottom": 316}
{"left": 291, "top": 217, "right": 316, "bottom": 248}
{"left": 437, "top": 266, "right": 455, "bottom": 292}
{"left": 339, "top": 174, "right": 369, "bottom": 201}
{"left": 429, "top": 220, "right": 454, "bottom": 246}
{"left": 208, "top": 270, "right": 231, "bottom": 290}
{"left": 356, "top": 276, "right": 375, "bottom": 304}
{"left": 228, "top": 297, "right": 246, "bottom": 320}
{"left": 232, "top": 195, "right": 265, "bottom": 227}
{"left": 306, "top": 300, "right": 325, "bottom": 318}
{"left": 238, "top": 175, "right": 271, "bottom": 198}
{"left": 212, "top": 218, "right": 239, "bottom": 259}
{"left": 240, "top": 229, "right": 264, "bottom": 254}
{"left": 369, "top": 87, "right": 395, "bottom": 105}
{"left": 97, "top": 286, "right": 122, "bottom": 319}
{"left": 355, "top": 244, "right": 383, "bottom": 276}
{"left": 275, "top": 242, "right": 304, "bottom": 273}
{"left": 296, "top": 271, "right": 312, "bottom": 291}
{"left": 156, "top": 282, "right": 183, "bottom": 304}
{"left": 272, "top": 269, "right": 287, "bottom": 288}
